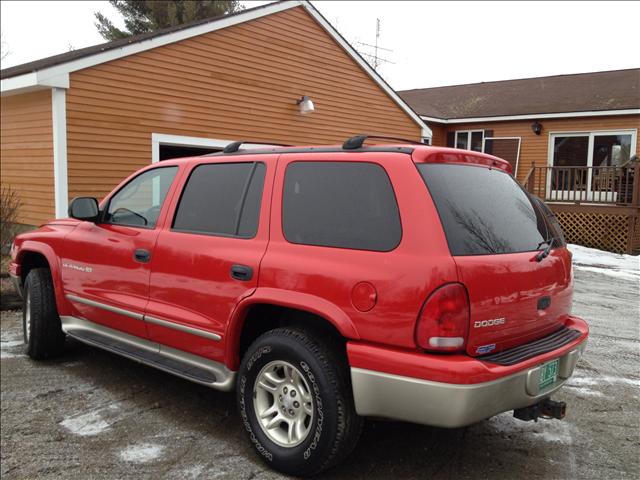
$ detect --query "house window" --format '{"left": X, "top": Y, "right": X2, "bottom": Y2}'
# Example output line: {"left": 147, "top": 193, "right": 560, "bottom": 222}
{"left": 547, "top": 130, "right": 637, "bottom": 202}
{"left": 454, "top": 130, "right": 484, "bottom": 152}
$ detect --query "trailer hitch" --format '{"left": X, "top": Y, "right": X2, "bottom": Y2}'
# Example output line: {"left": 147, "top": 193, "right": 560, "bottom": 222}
{"left": 514, "top": 399, "right": 566, "bottom": 422}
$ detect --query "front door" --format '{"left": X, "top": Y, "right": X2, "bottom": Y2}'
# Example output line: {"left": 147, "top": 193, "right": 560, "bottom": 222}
{"left": 144, "top": 157, "right": 275, "bottom": 362}
{"left": 62, "top": 166, "right": 180, "bottom": 337}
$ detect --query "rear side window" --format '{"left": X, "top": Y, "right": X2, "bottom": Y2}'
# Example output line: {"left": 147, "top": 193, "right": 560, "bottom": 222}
{"left": 283, "top": 162, "right": 401, "bottom": 251}
{"left": 173, "top": 162, "right": 265, "bottom": 238}
{"left": 417, "top": 164, "right": 550, "bottom": 255}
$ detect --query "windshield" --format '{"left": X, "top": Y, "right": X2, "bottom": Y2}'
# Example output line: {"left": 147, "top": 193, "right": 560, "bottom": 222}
{"left": 417, "top": 163, "right": 550, "bottom": 255}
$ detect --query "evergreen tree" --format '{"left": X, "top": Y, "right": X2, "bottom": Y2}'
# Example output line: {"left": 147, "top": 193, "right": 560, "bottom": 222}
{"left": 95, "top": 1, "right": 243, "bottom": 41}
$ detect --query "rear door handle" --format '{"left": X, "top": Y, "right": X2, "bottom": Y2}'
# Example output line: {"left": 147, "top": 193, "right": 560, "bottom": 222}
{"left": 230, "top": 264, "right": 253, "bottom": 281}
{"left": 133, "top": 249, "right": 151, "bottom": 263}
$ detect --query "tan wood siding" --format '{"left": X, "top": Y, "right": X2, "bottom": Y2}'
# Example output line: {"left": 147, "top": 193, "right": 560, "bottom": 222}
{"left": 0, "top": 90, "right": 54, "bottom": 225}
{"left": 429, "top": 115, "right": 640, "bottom": 182}
{"left": 66, "top": 6, "right": 420, "bottom": 201}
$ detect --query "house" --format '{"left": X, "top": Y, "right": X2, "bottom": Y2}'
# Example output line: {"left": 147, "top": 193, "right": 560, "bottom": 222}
{"left": 0, "top": 0, "right": 430, "bottom": 227}
{"left": 400, "top": 69, "right": 640, "bottom": 254}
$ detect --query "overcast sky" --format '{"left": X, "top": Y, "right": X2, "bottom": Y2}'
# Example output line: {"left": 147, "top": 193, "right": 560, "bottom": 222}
{"left": 1, "top": 1, "right": 639, "bottom": 91}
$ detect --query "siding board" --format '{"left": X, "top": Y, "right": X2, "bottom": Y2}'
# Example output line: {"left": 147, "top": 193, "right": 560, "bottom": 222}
{"left": 66, "top": 6, "right": 420, "bottom": 200}
{"left": 0, "top": 90, "right": 54, "bottom": 225}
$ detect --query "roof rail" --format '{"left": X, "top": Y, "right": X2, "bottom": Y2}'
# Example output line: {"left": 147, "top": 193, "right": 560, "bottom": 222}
{"left": 222, "top": 140, "right": 291, "bottom": 154}
{"left": 342, "top": 135, "right": 424, "bottom": 150}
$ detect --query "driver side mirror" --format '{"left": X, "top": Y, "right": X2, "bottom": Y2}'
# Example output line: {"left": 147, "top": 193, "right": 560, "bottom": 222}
{"left": 69, "top": 197, "right": 100, "bottom": 222}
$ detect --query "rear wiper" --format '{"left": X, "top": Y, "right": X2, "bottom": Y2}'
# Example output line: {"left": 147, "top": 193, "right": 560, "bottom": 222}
{"left": 536, "top": 237, "right": 555, "bottom": 262}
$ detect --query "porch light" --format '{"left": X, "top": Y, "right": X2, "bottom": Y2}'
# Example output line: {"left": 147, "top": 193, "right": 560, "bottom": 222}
{"left": 297, "top": 95, "right": 315, "bottom": 115}
{"left": 531, "top": 121, "right": 542, "bottom": 135}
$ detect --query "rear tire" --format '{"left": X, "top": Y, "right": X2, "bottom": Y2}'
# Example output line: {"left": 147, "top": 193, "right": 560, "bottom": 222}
{"left": 23, "top": 268, "right": 65, "bottom": 359}
{"left": 237, "top": 327, "right": 362, "bottom": 477}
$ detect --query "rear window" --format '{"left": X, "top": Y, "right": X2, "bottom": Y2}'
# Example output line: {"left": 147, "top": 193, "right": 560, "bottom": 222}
{"left": 417, "top": 164, "right": 550, "bottom": 255}
{"left": 283, "top": 162, "right": 401, "bottom": 251}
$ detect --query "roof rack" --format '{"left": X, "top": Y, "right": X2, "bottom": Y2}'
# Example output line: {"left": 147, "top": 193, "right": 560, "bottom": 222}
{"left": 342, "top": 135, "right": 424, "bottom": 150}
{"left": 222, "top": 140, "right": 291, "bottom": 154}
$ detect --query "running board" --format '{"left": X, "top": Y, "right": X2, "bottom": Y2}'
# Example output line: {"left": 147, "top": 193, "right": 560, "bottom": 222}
{"left": 60, "top": 316, "right": 235, "bottom": 391}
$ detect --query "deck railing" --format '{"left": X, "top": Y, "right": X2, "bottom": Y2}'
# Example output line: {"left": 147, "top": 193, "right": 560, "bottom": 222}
{"left": 524, "top": 163, "right": 640, "bottom": 207}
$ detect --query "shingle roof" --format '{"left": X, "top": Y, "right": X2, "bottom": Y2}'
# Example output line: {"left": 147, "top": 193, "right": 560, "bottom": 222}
{"left": 0, "top": 1, "right": 281, "bottom": 79}
{"left": 398, "top": 69, "right": 640, "bottom": 120}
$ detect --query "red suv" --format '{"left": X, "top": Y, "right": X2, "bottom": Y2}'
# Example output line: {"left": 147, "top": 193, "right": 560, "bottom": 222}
{"left": 10, "top": 136, "right": 588, "bottom": 476}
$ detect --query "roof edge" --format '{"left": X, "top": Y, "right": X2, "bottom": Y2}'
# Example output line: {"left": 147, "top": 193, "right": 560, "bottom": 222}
{"left": 2, "top": 1, "right": 301, "bottom": 95}
{"left": 421, "top": 108, "right": 640, "bottom": 124}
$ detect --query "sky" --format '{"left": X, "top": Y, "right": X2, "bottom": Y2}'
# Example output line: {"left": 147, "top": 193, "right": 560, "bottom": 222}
{"left": 1, "top": 1, "right": 639, "bottom": 91}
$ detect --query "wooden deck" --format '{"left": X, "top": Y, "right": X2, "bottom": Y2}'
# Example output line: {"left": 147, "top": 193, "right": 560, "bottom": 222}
{"left": 523, "top": 163, "right": 640, "bottom": 254}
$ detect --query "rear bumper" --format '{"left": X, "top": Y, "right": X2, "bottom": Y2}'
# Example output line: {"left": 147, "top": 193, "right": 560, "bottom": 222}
{"left": 349, "top": 316, "right": 588, "bottom": 428}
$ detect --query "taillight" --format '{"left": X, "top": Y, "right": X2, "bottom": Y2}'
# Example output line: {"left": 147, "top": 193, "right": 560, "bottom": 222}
{"left": 415, "top": 283, "right": 470, "bottom": 352}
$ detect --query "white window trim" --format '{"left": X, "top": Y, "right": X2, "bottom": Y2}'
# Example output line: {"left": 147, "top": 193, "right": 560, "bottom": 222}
{"left": 52, "top": 87, "right": 68, "bottom": 218}
{"left": 545, "top": 128, "right": 637, "bottom": 201}
{"left": 482, "top": 136, "right": 522, "bottom": 176}
{"left": 151, "top": 133, "right": 275, "bottom": 163}
{"left": 454, "top": 130, "right": 484, "bottom": 151}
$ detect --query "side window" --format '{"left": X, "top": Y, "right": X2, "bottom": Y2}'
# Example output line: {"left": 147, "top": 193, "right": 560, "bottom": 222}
{"left": 105, "top": 167, "right": 178, "bottom": 228}
{"left": 282, "top": 162, "right": 402, "bottom": 251}
{"left": 172, "top": 162, "right": 266, "bottom": 238}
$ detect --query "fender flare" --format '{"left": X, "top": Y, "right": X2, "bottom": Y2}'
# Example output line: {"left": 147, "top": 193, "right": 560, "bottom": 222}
{"left": 17, "top": 241, "right": 70, "bottom": 316}
{"left": 224, "top": 287, "right": 360, "bottom": 369}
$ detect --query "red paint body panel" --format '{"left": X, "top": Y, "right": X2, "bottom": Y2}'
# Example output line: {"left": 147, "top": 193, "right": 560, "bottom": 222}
{"left": 258, "top": 152, "right": 458, "bottom": 349}
{"left": 348, "top": 316, "right": 588, "bottom": 384}
{"left": 10, "top": 144, "right": 588, "bottom": 389}
{"left": 456, "top": 247, "right": 574, "bottom": 356}
{"left": 145, "top": 155, "right": 277, "bottom": 361}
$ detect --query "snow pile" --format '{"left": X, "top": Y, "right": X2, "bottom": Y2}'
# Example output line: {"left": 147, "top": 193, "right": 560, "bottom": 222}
{"left": 569, "top": 244, "right": 639, "bottom": 282}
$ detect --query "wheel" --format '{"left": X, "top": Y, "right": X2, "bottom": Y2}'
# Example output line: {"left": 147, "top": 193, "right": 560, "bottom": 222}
{"left": 237, "top": 327, "right": 362, "bottom": 477}
{"left": 23, "top": 268, "right": 65, "bottom": 359}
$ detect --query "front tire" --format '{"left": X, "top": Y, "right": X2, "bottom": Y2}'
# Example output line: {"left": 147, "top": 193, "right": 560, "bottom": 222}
{"left": 23, "top": 268, "right": 65, "bottom": 359}
{"left": 237, "top": 328, "right": 362, "bottom": 477}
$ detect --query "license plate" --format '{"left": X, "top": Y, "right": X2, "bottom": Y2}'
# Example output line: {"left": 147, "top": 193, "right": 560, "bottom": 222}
{"left": 539, "top": 359, "right": 559, "bottom": 391}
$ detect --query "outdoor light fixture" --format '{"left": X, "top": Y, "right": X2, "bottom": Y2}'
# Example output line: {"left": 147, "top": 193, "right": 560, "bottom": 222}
{"left": 531, "top": 121, "right": 543, "bottom": 135}
{"left": 297, "top": 95, "right": 315, "bottom": 115}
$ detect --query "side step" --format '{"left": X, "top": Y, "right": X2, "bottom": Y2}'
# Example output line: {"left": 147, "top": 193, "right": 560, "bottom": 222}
{"left": 61, "top": 316, "right": 235, "bottom": 391}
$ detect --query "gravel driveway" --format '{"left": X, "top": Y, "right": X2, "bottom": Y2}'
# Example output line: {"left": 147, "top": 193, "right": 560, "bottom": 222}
{"left": 1, "top": 267, "right": 638, "bottom": 479}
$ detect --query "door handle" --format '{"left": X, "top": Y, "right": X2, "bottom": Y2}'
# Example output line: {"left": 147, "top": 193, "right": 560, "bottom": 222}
{"left": 133, "top": 249, "right": 151, "bottom": 263}
{"left": 230, "top": 264, "right": 253, "bottom": 281}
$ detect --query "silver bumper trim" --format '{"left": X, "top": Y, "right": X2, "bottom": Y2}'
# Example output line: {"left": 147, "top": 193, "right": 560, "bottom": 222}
{"left": 145, "top": 314, "right": 221, "bottom": 341}
{"left": 350, "top": 340, "right": 587, "bottom": 428}
{"left": 66, "top": 294, "right": 144, "bottom": 320}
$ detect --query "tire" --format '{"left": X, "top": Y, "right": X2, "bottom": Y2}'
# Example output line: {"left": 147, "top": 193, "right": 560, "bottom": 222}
{"left": 237, "top": 327, "right": 363, "bottom": 477}
{"left": 23, "top": 268, "right": 65, "bottom": 359}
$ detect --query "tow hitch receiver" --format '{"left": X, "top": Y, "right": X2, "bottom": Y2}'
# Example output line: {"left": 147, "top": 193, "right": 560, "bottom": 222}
{"left": 514, "top": 399, "right": 566, "bottom": 422}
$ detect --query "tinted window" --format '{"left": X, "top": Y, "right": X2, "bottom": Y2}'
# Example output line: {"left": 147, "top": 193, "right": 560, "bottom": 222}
{"left": 173, "top": 162, "right": 265, "bottom": 238}
{"left": 418, "top": 164, "right": 551, "bottom": 255}
{"left": 283, "top": 162, "right": 401, "bottom": 251}
{"left": 106, "top": 167, "right": 178, "bottom": 228}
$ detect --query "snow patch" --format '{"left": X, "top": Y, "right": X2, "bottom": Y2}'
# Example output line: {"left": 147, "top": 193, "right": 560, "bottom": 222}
{"left": 60, "top": 403, "right": 121, "bottom": 436}
{"left": 569, "top": 244, "right": 639, "bottom": 282}
{"left": 119, "top": 443, "right": 164, "bottom": 463}
{"left": 1, "top": 350, "right": 24, "bottom": 359}
{"left": 566, "top": 376, "right": 640, "bottom": 388}
{"left": 563, "top": 386, "right": 606, "bottom": 397}
{"left": 489, "top": 413, "right": 574, "bottom": 445}
{"left": 181, "top": 465, "right": 205, "bottom": 479}
{"left": 60, "top": 412, "right": 111, "bottom": 436}
{"left": 0, "top": 338, "right": 24, "bottom": 358}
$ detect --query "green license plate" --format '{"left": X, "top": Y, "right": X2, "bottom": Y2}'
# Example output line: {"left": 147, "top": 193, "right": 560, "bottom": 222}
{"left": 539, "top": 359, "right": 559, "bottom": 391}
